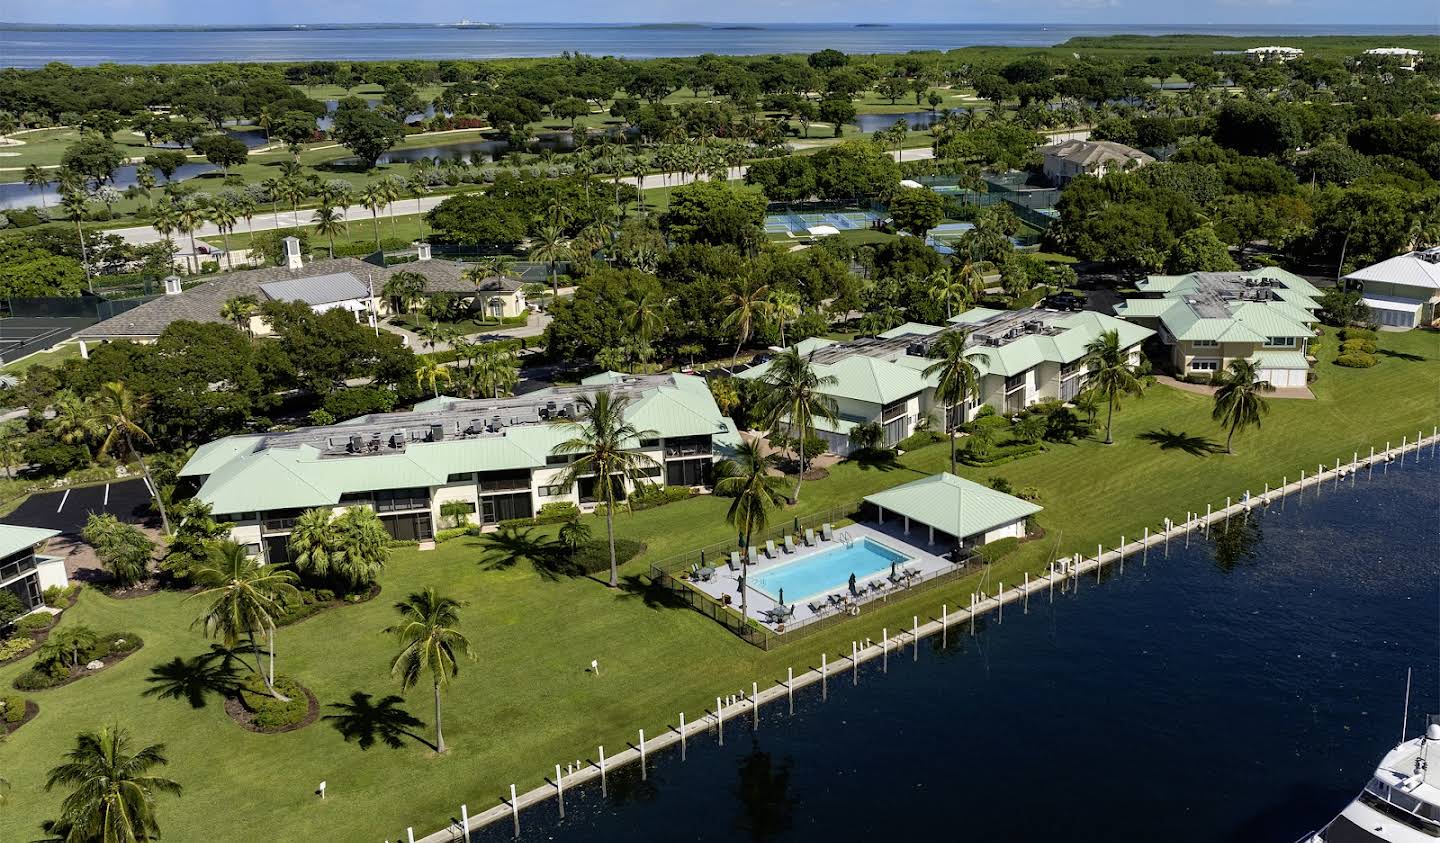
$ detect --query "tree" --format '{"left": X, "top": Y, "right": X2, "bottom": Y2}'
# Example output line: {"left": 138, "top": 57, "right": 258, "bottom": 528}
{"left": 61, "top": 133, "right": 124, "bottom": 188}
{"left": 888, "top": 188, "right": 945, "bottom": 237}
{"left": 384, "top": 588, "right": 474, "bottom": 754}
{"left": 90, "top": 381, "right": 171, "bottom": 535}
{"left": 39, "top": 625, "right": 99, "bottom": 672}
{"left": 359, "top": 181, "right": 389, "bottom": 252}
{"left": 818, "top": 96, "right": 856, "bottom": 137}
{"left": 82, "top": 512, "right": 154, "bottom": 588}
{"left": 286, "top": 507, "right": 389, "bottom": 591}
{"left": 756, "top": 349, "right": 838, "bottom": 501}
{"left": 1082, "top": 329, "right": 1144, "bottom": 445}
{"left": 660, "top": 180, "right": 766, "bottom": 251}
{"left": 1167, "top": 225, "right": 1238, "bottom": 274}
{"left": 331, "top": 97, "right": 405, "bottom": 168}
{"left": 43, "top": 725, "right": 182, "bottom": 843}
{"left": 143, "top": 150, "right": 188, "bottom": 184}
{"left": 713, "top": 441, "right": 790, "bottom": 622}
{"left": 206, "top": 197, "right": 239, "bottom": 271}
{"left": 189, "top": 540, "right": 299, "bottom": 698}
{"left": 415, "top": 355, "right": 452, "bottom": 398}
{"left": 220, "top": 295, "right": 259, "bottom": 335}
{"left": 1212, "top": 359, "right": 1274, "bottom": 455}
{"left": 549, "top": 391, "right": 659, "bottom": 588}
{"left": 0, "top": 241, "right": 86, "bottom": 298}
{"left": 194, "top": 134, "right": 248, "bottom": 175}
{"left": 426, "top": 193, "right": 527, "bottom": 247}
{"left": 722, "top": 276, "right": 773, "bottom": 371}
{"left": 23, "top": 163, "right": 50, "bottom": 209}
{"left": 311, "top": 202, "right": 348, "bottom": 259}
{"left": 923, "top": 330, "right": 990, "bottom": 474}
{"left": 528, "top": 222, "right": 571, "bottom": 297}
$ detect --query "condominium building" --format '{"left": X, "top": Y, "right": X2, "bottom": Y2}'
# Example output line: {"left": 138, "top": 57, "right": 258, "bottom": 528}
{"left": 1114, "top": 267, "right": 1323, "bottom": 387}
{"left": 1342, "top": 247, "right": 1440, "bottom": 330}
{"left": 0, "top": 525, "right": 67, "bottom": 613}
{"left": 179, "top": 373, "right": 739, "bottom": 562}
{"left": 739, "top": 307, "right": 1152, "bottom": 455}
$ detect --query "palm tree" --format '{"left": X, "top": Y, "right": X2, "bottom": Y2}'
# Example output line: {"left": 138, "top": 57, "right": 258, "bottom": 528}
{"left": 43, "top": 725, "right": 182, "bottom": 843}
{"left": 756, "top": 349, "right": 839, "bottom": 502}
{"left": 722, "top": 276, "right": 773, "bottom": 372}
{"left": 713, "top": 441, "right": 790, "bottom": 622}
{"left": 382, "top": 270, "right": 426, "bottom": 318}
{"left": 90, "top": 381, "right": 171, "bottom": 535}
{"left": 360, "top": 181, "right": 388, "bottom": 252}
{"left": 406, "top": 170, "right": 431, "bottom": 240}
{"left": 923, "top": 330, "right": 990, "bottom": 474}
{"left": 220, "top": 295, "right": 259, "bottom": 334}
{"left": 1082, "top": 329, "right": 1145, "bottom": 445}
{"left": 1211, "top": 359, "right": 1274, "bottom": 455}
{"left": 174, "top": 196, "right": 207, "bottom": 275}
{"left": 927, "top": 265, "right": 971, "bottom": 320}
{"left": 380, "top": 176, "right": 405, "bottom": 240}
{"left": 415, "top": 355, "right": 452, "bottom": 398}
{"left": 289, "top": 507, "right": 389, "bottom": 591}
{"left": 624, "top": 288, "right": 667, "bottom": 347}
{"left": 150, "top": 201, "right": 180, "bottom": 266}
{"left": 274, "top": 176, "right": 307, "bottom": 223}
{"left": 384, "top": 588, "right": 474, "bottom": 754}
{"left": 312, "top": 202, "right": 347, "bottom": 259}
{"left": 189, "top": 540, "right": 298, "bottom": 698}
{"left": 0, "top": 421, "right": 25, "bottom": 479}
{"left": 768, "top": 290, "right": 802, "bottom": 348}
{"left": 206, "top": 197, "right": 238, "bottom": 270}
{"left": 549, "top": 391, "right": 659, "bottom": 588}
{"left": 51, "top": 391, "right": 100, "bottom": 457}
{"left": 528, "top": 223, "right": 570, "bottom": 297}
{"left": 60, "top": 190, "right": 92, "bottom": 284}
{"left": 23, "top": 163, "right": 50, "bottom": 210}
{"left": 471, "top": 345, "right": 518, "bottom": 398}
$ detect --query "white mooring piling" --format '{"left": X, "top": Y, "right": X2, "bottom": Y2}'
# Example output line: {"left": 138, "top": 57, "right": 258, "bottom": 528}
{"left": 639, "top": 729, "right": 647, "bottom": 780}
{"left": 1024, "top": 572, "right": 1030, "bottom": 613}
{"left": 942, "top": 604, "right": 949, "bottom": 645}
{"left": 787, "top": 667, "right": 794, "bottom": 714}
{"left": 679, "top": 712, "right": 687, "bottom": 760}
{"left": 462, "top": 802, "right": 472, "bottom": 836}
{"left": 554, "top": 766, "right": 564, "bottom": 818}
{"left": 716, "top": 697, "right": 724, "bottom": 745}
{"left": 752, "top": 682, "right": 759, "bottom": 729}
{"left": 407, "top": 826, "right": 415, "bottom": 843}
{"left": 882, "top": 628, "right": 889, "bottom": 673}
{"left": 510, "top": 784, "right": 519, "bottom": 838}
{"left": 998, "top": 585, "right": 1004, "bottom": 622}
{"left": 970, "top": 593, "right": 976, "bottom": 634}
{"left": 913, "top": 615, "right": 919, "bottom": 660}
{"left": 820, "top": 654, "right": 827, "bottom": 701}
{"left": 599, "top": 745, "right": 607, "bottom": 796}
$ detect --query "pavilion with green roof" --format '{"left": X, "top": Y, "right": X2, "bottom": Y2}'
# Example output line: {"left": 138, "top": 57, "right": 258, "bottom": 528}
{"left": 862, "top": 473, "right": 1042, "bottom": 549}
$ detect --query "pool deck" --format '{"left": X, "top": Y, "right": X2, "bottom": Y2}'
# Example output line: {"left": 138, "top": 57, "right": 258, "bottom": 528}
{"left": 685, "top": 522, "right": 959, "bottom": 631}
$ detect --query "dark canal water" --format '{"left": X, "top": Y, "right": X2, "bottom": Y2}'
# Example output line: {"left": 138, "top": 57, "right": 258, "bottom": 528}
{"left": 466, "top": 455, "right": 1438, "bottom": 843}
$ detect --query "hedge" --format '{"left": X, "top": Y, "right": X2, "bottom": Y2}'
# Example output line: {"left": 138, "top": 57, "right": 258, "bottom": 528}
{"left": 1340, "top": 339, "right": 1377, "bottom": 354}
{"left": 0, "top": 693, "right": 26, "bottom": 724}
{"left": 1334, "top": 352, "right": 1378, "bottom": 368}
{"left": 960, "top": 441, "right": 1046, "bottom": 467}
{"left": 896, "top": 430, "right": 945, "bottom": 451}
{"left": 1338, "top": 327, "right": 1377, "bottom": 341}
{"left": 976, "top": 537, "right": 1020, "bottom": 564}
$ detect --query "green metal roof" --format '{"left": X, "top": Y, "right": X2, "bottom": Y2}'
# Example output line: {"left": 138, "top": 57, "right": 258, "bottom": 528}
{"left": 739, "top": 352, "right": 929, "bottom": 405}
{"left": 1250, "top": 350, "right": 1310, "bottom": 369}
{"left": 878, "top": 322, "right": 945, "bottom": 339}
{"left": 0, "top": 524, "right": 60, "bottom": 559}
{"left": 189, "top": 374, "right": 732, "bottom": 515}
{"left": 863, "top": 473, "right": 1042, "bottom": 540}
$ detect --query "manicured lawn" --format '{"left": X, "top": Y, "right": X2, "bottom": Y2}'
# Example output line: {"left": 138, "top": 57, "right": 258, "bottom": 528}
{"left": 1, "top": 329, "right": 1436, "bottom": 842}
{"left": 0, "top": 342, "right": 82, "bottom": 374}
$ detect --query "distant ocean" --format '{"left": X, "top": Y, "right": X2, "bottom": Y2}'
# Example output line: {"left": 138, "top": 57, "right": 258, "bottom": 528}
{"left": 0, "top": 23, "right": 1428, "bottom": 68}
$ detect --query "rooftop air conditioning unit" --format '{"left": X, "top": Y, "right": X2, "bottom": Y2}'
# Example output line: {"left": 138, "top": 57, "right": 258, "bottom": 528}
{"left": 348, "top": 435, "right": 364, "bottom": 453}
{"left": 389, "top": 433, "right": 406, "bottom": 449}
{"left": 429, "top": 424, "right": 444, "bottom": 442}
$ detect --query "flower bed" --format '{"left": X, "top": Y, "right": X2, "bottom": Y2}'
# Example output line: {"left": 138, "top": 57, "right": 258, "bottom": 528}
{"left": 225, "top": 674, "right": 318, "bottom": 734}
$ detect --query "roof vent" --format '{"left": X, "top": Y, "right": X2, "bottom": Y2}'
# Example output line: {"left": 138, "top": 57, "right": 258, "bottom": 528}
{"left": 283, "top": 236, "right": 303, "bottom": 271}
{"left": 162, "top": 275, "right": 183, "bottom": 296}
{"left": 1429, "top": 722, "right": 1440, "bottom": 741}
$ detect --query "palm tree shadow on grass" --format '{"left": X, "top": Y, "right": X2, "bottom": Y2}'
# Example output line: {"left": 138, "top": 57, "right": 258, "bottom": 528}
{"left": 616, "top": 573, "right": 692, "bottom": 611}
{"left": 476, "top": 526, "right": 574, "bottom": 581}
{"left": 323, "top": 691, "right": 435, "bottom": 751}
{"left": 1138, "top": 428, "right": 1223, "bottom": 457}
{"left": 1377, "top": 348, "right": 1427, "bottom": 362}
{"left": 142, "top": 645, "right": 246, "bottom": 709}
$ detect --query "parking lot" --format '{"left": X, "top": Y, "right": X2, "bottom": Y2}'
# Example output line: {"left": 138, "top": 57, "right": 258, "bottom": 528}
{"left": 4, "top": 477, "right": 157, "bottom": 535}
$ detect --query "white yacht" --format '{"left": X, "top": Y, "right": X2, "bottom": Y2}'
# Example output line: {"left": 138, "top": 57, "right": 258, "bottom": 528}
{"left": 1303, "top": 720, "right": 1440, "bottom": 842}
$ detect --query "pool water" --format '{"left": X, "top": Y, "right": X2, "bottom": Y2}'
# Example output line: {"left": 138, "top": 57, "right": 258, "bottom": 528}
{"left": 750, "top": 537, "right": 910, "bottom": 603}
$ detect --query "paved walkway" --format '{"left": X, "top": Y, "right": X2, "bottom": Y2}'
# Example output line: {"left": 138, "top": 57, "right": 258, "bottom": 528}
{"left": 1156, "top": 374, "right": 1315, "bottom": 400}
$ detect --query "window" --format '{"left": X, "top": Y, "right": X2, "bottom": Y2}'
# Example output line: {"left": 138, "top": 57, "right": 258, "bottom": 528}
{"left": 1191, "top": 339, "right": 1218, "bottom": 348}
{"left": 1060, "top": 360, "right": 1083, "bottom": 378}
{"left": 664, "top": 436, "right": 710, "bottom": 458}
{"left": 880, "top": 398, "right": 910, "bottom": 421}
{"left": 476, "top": 469, "right": 530, "bottom": 492}
{"left": 639, "top": 437, "right": 660, "bottom": 448}
{"left": 666, "top": 458, "right": 709, "bottom": 487}
{"left": 1264, "top": 336, "right": 1296, "bottom": 348}
{"left": 380, "top": 512, "right": 433, "bottom": 541}
{"left": 479, "top": 492, "right": 532, "bottom": 524}
{"left": 373, "top": 488, "right": 430, "bottom": 512}
{"left": 261, "top": 508, "right": 305, "bottom": 532}
{"left": 1004, "top": 373, "right": 1026, "bottom": 392}
{"left": 538, "top": 484, "right": 571, "bottom": 497}
{"left": 446, "top": 472, "right": 475, "bottom": 484}
{"left": 0, "top": 550, "right": 37, "bottom": 583}
{"left": 637, "top": 464, "right": 662, "bottom": 479}
{"left": 546, "top": 454, "right": 574, "bottom": 466}
{"left": 1190, "top": 359, "right": 1219, "bottom": 372}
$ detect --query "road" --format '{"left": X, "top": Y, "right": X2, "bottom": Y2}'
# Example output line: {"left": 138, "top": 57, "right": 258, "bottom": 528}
{"left": 107, "top": 148, "right": 935, "bottom": 246}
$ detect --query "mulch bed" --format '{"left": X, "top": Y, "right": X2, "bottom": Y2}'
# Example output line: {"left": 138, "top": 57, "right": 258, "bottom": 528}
{"left": 102, "top": 577, "right": 168, "bottom": 600}
{"left": 10, "top": 642, "right": 144, "bottom": 692}
{"left": 4, "top": 700, "right": 40, "bottom": 736}
{"left": 799, "top": 467, "right": 830, "bottom": 481}
{"left": 223, "top": 684, "right": 319, "bottom": 734}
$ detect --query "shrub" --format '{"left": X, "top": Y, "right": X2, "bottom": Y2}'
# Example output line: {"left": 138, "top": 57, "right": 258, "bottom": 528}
{"left": 434, "top": 526, "right": 470, "bottom": 543}
{"left": 975, "top": 537, "right": 1020, "bottom": 564}
{"left": 0, "top": 590, "right": 23, "bottom": 629}
{"left": 536, "top": 502, "right": 580, "bottom": 523}
{"left": 0, "top": 693, "right": 26, "bottom": 724}
{"left": 41, "top": 584, "right": 80, "bottom": 609}
{"left": 896, "top": 430, "right": 944, "bottom": 451}
{"left": 0, "top": 636, "right": 34, "bottom": 661}
{"left": 1335, "top": 352, "right": 1378, "bottom": 368}
{"left": 959, "top": 441, "right": 1046, "bottom": 467}
{"left": 1338, "top": 327, "right": 1377, "bottom": 341}
{"left": 14, "top": 613, "right": 54, "bottom": 633}
{"left": 238, "top": 674, "right": 310, "bottom": 730}
{"left": 571, "top": 538, "right": 644, "bottom": 575}
{"left": 13, "top": 665, "right": 64, "bottom": 691}
{"left": 1340, "top": 338, "right": 1377, "bottom": 354}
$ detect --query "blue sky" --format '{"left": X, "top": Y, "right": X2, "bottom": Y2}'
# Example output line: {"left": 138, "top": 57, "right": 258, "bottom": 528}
{"left": 2, "top": 0, "right": 1433, "bottom": 25}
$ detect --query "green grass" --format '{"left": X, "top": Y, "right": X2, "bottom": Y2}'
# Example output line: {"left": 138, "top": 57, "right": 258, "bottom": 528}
{"left": 0, "top": 329, "right": 1436, "bottom": 842}
{"left": 0, "top": 342, "right": 82, "bottom": 374}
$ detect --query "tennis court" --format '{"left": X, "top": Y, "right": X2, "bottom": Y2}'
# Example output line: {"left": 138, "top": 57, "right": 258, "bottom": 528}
{"left": 0, "top": 317, "right": 92, "bottom": 364}
{"left": 764, "top": 209, "right": 883, "bottom": 236}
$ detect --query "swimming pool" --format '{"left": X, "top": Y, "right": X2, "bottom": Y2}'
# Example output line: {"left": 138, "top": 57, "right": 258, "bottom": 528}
{"left": 750, "top": 538, "right": 911, "bottom": 603}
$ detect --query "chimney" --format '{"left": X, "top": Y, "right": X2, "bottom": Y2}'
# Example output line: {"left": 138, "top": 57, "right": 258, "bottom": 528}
{"left": 283, "top": 236, "right": 303, "bottom": 271}
{"left": 162, "top": 275, "right": 183, "bottom": 296}
{"left": 416, "top": 243, "right": 432, "bottom": 261}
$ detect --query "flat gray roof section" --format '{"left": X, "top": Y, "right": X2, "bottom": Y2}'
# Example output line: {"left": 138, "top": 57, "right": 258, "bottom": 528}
{"left": 259, "top": 272, "right": 369, "bottom": 306}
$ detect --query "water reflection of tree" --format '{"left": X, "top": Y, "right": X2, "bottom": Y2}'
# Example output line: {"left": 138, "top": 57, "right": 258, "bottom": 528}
{"left": 733, "top": 744, "right": 796, "bottom": 841}
{"left": 1210, "top": 516, "right": 1263, "bottom": 572}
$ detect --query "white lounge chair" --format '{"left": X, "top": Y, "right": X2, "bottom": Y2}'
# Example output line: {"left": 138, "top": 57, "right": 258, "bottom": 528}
{"left": 804, "top": 528, "right": 816, "bottom": 546}
{"left": 748, "top": 546, "right": 759, "bottom": 565}
{"left": 784, "top": 535, "right": 796, "bottom": 554}
{"left": 729, "top": 551, "right": 741, "bottom": 571}
{"left": 765, "top": 539, "right": 777, "bottom": 558}
{"left": 821, "top": 523, "right": 833, "bottom": 541}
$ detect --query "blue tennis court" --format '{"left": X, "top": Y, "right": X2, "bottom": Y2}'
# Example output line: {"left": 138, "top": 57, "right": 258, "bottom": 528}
{"left": 764, "top": 209, "right": 882, "bottom": 236}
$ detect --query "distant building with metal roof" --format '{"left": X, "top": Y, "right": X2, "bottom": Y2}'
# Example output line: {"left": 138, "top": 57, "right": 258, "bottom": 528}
{"left": 1342, "top": 248, "right": 1440, "bottom": 330}
{"left": 0, "top": 523, "right": 67, "bottom": 614}
{"left": 740, "top": 306, "right": 1151, "bottom": 455}
{"left": 1115, "top": 267, "right": 1323, "bottom": 387}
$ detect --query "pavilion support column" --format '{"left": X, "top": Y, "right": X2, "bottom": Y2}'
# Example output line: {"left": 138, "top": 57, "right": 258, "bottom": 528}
{"left": 904, "top": 516, "right": 910, "bottom": 535}
{"left": 928, "top": 525, "right": 934, "bottom": 545}
{"left": 877, "top": 507, "right": 884, "bottom": 525}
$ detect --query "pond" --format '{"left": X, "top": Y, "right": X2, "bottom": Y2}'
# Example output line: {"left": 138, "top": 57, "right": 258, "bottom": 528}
{"left": 455, "top": 456, "right": 1438, "bottom": 843}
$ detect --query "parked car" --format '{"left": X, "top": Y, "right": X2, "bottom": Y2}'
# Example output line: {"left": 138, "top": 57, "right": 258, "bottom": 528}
{"left": 1047, "top": 293, "right": 1087, "bottom": 311}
